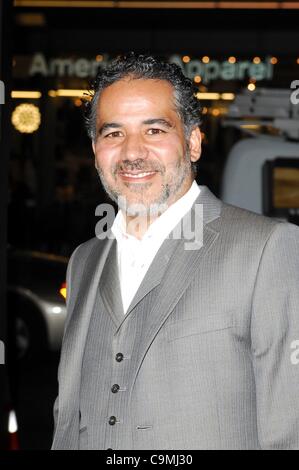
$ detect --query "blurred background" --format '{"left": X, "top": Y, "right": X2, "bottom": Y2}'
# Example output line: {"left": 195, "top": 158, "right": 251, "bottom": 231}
{"left": 1, "top": 0, "right": 299, "bottom": 450}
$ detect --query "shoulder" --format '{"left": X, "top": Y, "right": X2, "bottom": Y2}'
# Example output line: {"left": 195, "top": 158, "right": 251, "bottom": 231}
{"left": 71, "top": 236, "right": 101, "bottom": 261}
{"left": 64, "top": 236, "right": 113, "bottom": 315}
{"left": 220, "top": 201, "right": 291, "bottom": 239}
{"left": 199, "top": 185, "right": 283, "bottom": 242}
{"left": 221, "top": 202, "right": 278, "bottom": 230}
{"left": 67, "top": 235, "right": 112, "bottom": 276}
{"left": 215, "top": 201, "right": 299, "bottom": 257}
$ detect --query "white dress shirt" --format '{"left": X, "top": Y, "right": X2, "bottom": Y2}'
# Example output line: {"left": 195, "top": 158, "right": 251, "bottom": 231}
{"left": 111, "top": 181, "right": 200, "bottom": 313}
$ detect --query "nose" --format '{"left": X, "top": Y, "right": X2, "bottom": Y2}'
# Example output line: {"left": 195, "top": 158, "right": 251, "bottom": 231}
{"left": 121, "top": 133, "right": 146, "bottom": 161}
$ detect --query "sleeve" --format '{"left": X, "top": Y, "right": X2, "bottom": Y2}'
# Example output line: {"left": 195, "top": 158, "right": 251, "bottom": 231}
{"left": 52, "top": 244, "right": 82, "bottom": 442}
{"left": 52, "top": 385, "right": 59, "bottom": 439}
{"left": 250, "top": 222, "right": 299, "bottom": 449}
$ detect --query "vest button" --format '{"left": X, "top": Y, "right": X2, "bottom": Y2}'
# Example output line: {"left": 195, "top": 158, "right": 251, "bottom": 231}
{"left": 109, "top": 416, "right": 117, "bottom": 425}
{"left": 111, "top": 384, "right": 120, "bottom": 393}
{"left": 115, "top": 353, "right": 124, "bottom": 362}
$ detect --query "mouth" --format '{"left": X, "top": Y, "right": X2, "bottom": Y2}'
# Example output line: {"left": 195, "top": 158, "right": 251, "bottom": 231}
{"left": 118, "top": 171, "right": 158, "bottom": 182}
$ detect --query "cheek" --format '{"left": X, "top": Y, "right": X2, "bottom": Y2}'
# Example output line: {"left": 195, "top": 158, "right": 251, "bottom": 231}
{"left": 94, "top": 146, "right": 116, "bottom": 171}
{"left": 153, "top": 139, "right": 185, "bottom": 164}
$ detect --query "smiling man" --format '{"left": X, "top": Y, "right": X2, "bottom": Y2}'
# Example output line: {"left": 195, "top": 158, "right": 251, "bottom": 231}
{"left": 52, "top": 53, "right": 299, "bottom": 450}
{"left": 91, "top": 62, "right": 202, "bottom": 237}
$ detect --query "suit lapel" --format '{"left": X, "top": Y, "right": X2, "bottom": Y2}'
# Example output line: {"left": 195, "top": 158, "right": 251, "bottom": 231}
{"left": 99, "top": 239, "right": 125, "bottom": 324}
{"left": 124, "top": 185, "right": 221, "bottom": 314}
{"left": 129, "top": 185, "right": 223, "bottom": 386}
{"left": 123, "top": 236, "right": 180, "bottom": 317}
{"left": 123, "top": 186, "right": 221, "bottom": 316}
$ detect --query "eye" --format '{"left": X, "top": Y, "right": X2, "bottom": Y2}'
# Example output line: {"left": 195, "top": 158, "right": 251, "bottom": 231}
{"left": 104, "top": 130, "right": 123, "bottom": 138}
{"left": 147, "top": 128, "right": 166, "bottom": 135}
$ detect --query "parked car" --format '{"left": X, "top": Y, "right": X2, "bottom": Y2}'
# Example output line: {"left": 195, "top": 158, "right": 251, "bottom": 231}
{"left": 7, "top": 248, "right": 68, "bottom": 361}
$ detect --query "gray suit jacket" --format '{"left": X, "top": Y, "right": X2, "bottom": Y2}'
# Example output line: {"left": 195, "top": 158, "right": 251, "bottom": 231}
{"left": 52, "top": 185, "right": 299, "bottom": 449}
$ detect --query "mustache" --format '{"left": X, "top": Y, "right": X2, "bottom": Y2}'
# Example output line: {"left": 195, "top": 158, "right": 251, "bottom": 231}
{"left": 113, "top": 159, "right": 164, "bottom": 174}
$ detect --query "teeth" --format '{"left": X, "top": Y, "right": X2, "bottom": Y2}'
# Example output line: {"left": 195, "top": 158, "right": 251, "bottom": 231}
{"left": 122, "top": 172, "right": 155, "bottom": 178}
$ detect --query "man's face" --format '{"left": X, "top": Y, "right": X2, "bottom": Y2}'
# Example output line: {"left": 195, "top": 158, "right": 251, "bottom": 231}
{"left": 92, "top": 77, "right": 201, "bottom": 215}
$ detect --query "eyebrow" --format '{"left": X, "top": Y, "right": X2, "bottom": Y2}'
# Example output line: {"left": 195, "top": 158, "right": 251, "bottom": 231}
{"left": 98, "top": 118, "right": 174, "bottom": 135}
{"left": 98, "top": 122, "right": 122, "bottom": 135}
{"left": 142, "top": 118, "right": 174, "bottom": 128}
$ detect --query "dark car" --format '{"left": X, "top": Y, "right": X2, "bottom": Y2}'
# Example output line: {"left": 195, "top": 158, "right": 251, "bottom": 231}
{"left": 7, "top": 248, "right": 68, "bottom": 361}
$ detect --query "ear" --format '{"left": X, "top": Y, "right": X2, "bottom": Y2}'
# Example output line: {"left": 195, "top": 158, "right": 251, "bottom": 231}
{"left": 188, "top": 127, "right": 202, "bottom": 163}
{"left": 92, "top": 140, "right": 95, "bottom": 155}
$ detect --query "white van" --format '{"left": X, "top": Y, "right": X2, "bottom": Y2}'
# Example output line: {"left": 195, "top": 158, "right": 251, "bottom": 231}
{"left": 220, "top": 88, "right": 299, "bottom": 224}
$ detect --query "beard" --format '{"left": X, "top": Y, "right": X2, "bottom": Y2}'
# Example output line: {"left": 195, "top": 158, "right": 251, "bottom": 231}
{"left": 95, "top": 150, "right": 192, "bottom": 217}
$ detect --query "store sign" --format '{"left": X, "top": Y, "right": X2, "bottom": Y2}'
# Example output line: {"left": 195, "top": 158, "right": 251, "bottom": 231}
{"left": 29, "top": 52, "right": 274, "bottom": 84}
{"left": 170, "top": 55, "right": 274, "bottom": 84}
{"left": 29, "top": 53, "right": 102, "bottom": 78}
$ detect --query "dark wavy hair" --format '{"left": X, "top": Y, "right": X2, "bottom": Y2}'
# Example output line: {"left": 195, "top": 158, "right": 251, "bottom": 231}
{"left": 84, "top": 52, "right": 202, "bottom": 142}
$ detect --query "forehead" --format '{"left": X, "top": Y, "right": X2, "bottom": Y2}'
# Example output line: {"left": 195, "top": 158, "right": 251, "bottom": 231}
{"left": 96, "top": 78, "right": 178, "bottom": 120}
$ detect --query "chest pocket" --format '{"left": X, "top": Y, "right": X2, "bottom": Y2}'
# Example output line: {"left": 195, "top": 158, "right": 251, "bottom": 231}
{"left": 166, "top": 312, "right": 234, "bottom": 342}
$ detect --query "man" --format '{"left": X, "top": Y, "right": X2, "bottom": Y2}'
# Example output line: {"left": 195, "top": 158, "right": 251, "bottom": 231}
{"left": 52, "top": 53, "right": 299, "bottom": 450}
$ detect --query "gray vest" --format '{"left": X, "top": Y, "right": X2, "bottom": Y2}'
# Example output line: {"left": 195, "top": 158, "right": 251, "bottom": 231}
{"left": 79, "top": 239, "right": 175, "bottom": 449}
